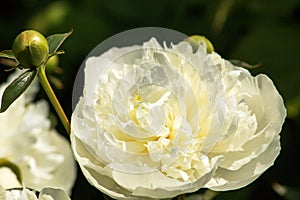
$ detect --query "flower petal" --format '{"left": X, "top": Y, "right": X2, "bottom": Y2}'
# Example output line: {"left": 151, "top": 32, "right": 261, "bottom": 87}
{"left": 205, "top": 136, "right": 280, "bottom": 190}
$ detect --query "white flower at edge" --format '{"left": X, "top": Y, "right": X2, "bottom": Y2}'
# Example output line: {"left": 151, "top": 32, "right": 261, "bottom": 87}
{"left": 0, "top": 185, "right": 71, "bottom": 200}
{"left": 0, "top": 71, "right": 76, "bottom": 194}
{"left": 71, "top": 38, "right": 286, "bottom": 199}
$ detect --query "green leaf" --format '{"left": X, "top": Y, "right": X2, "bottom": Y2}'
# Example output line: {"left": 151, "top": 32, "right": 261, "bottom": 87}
{"left": 0, "top": 58, "right": 19, "bottom": 68}
{"left": 0, "top": 50, "right": 15, "bottom": 59}
{"left": 47, "top": 29, "right": 73, "bottom": 54}
{"left": 0, "top": 69, "right": 37, "bottom": 112}
{"left": 0, "top": 158, "right": 23, "bottom": 184}
{"left": 0, "top": 50, "right": 18, "bottom": 68}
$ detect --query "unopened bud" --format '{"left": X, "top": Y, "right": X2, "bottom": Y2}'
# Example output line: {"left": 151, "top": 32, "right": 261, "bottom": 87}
{"left": 12, "top": 30, "right": 49, "bottom": 68}
{"left": 45, "top": 55, "right": 59, "bottom": 73}
{"left": 186, "top": 35, "right": 214, "bottom": 53}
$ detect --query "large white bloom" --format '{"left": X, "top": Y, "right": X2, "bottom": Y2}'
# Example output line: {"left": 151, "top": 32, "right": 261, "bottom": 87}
{"left": 71, "top": 38, "right": 286, "bottom": 199}
{"left": 0, "top": 71, "right": 76, "bottom": 194}
{"left": 0, "top": 185, "right": 71, "bottom": 200}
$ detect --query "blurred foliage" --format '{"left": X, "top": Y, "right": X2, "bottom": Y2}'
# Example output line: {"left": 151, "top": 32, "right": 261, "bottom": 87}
{"left": 1, "top": 0, "right": 300, "bottom": 199}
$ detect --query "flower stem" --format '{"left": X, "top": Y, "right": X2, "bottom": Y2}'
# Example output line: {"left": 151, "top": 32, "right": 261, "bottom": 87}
{"left": 203, "top": 189, "right": 219, "bottom": 200}
{"left": 37, "top": 65, "right": 70, "bottom": 134}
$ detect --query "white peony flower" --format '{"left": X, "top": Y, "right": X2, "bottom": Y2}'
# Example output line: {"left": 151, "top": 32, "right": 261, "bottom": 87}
{"left": 0, "top": 71, "right": 76, "bottom": 194}
{"left": 71, "top": 38, "right": 286, "bottom": 199}
{"left": 0, "top": 185, "right": 71, "bottom": 200}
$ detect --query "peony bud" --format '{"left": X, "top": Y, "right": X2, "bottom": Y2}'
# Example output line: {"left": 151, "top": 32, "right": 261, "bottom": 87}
{"left": 12, "top": 30, "right": 49, "bottom": 68}
{"left": 45, "top": 55, "right": 59, "bottom": 73}
{"left": 186, "top": 35, "right": 214, "bottom": 53}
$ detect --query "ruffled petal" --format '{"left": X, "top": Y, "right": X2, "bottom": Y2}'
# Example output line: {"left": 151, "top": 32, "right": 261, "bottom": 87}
{"left": 206, "top": 136, "right": 280, "bottom": 190}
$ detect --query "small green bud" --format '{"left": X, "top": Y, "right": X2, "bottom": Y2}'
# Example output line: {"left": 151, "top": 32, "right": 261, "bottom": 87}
{"left": 12, "top": 30, "right": 49, "bottom": 68}
{"left": 186, "top": 35, "right": 214, "bottom": 53}
{"left": 45, "top": 55, "right": 59, "bottom": 73}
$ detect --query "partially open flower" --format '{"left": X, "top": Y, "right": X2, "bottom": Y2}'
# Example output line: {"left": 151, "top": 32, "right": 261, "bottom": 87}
{"left": 12, "top": 30, "right": 49, "bottom": 68}
{"left": 71, "top": 37, "right": 286, "bottom": 199}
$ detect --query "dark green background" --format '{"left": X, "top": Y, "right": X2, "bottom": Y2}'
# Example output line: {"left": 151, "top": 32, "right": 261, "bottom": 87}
{"left": 1, "top": 0, "right": 300, "bottom": 199}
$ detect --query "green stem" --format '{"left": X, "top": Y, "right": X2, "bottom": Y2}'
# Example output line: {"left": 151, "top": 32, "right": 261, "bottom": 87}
{"left": 203, "top": 189, "right": 219, "bottom": 200}
{"left": 37, "top": 65, "right": 70, "bottom": 134}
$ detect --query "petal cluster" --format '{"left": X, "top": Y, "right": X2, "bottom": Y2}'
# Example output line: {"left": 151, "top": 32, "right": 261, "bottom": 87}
{"left": 71, "top": 38, "right": 286, "bottom": 199}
